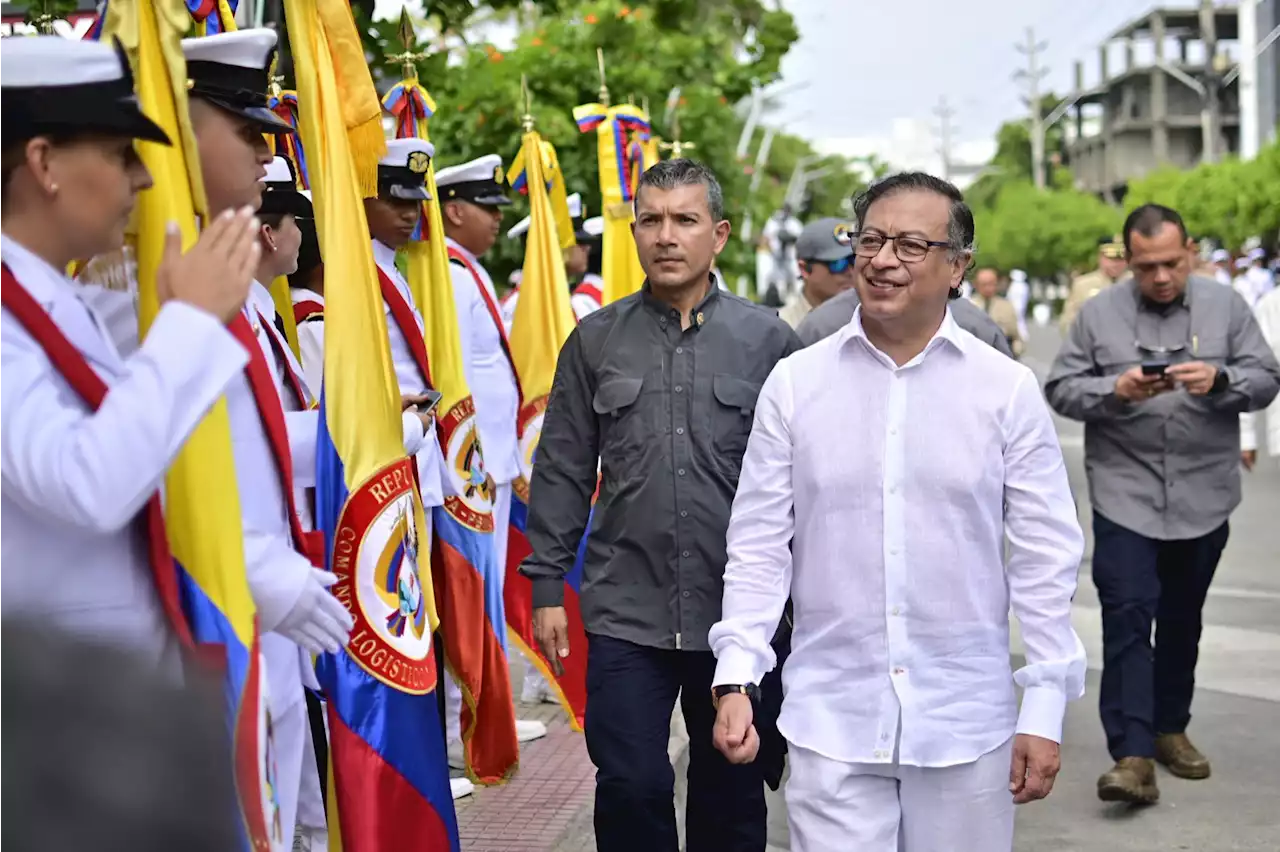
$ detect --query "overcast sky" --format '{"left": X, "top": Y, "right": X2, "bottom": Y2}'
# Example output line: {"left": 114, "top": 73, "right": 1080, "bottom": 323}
{"left": 374, "top": 0, "right": 1224, "bottom": 178}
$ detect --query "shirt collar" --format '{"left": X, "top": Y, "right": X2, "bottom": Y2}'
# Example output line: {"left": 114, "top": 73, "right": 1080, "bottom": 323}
{"left": 290, "top": 286, "right": 324, "bottom": 305}
{"left": 640, "top": 271, "right": 722, "bottom": 324}
{"left": 839, "top": 304, "right": 968, "bottom": 367}
{"left": 1, "top": 233, "right": 74, "bottom": 307}
{"left": 444, "top": 236, "right": 477, "bottom": 265}
{"left": 1127, "top": 276, "right": 1193, "bottom": 313}
{"left": 371, "top": 238, "right": 399, "bottom": 272}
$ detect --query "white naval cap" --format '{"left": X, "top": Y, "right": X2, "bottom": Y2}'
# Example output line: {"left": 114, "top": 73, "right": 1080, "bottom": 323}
{"left": 376, "top": 138, "right": 434, "bottom": 201}
{"left": 258, "top": 155, "right": 312, "bottom": 218}
{"left": 181, "top": 29, "right": 292, "bottom": 134}
{"left": 582, "top": 216, "right": 604, "bottom": 238}
{"left": 1, "top": 36, "right": 171, "bottom": 147}
{"left": 506, "top": 192, "right": 584, "bottom": 240}
{"left": 1211, "top": 249, "right": 1231, "bottom": 263}
{"left": 435, "top": 154, "right": 513, "bottom": 207}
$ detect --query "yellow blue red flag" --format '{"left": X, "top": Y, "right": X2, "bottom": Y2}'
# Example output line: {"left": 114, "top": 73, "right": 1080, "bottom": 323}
{"left": 283, "top": 0, "right": 458, "bottom": 848}
{"left": 503, "top": 132, "right": 589, "bottom": 730}
{"left": 574, "top": 101, "right": 649, "bottom": 305}
{"left": 96, "top": 0, "right": 276, "bottom": 848}
{"left": 382, "top": 71, "right": 520, "bottom": 786}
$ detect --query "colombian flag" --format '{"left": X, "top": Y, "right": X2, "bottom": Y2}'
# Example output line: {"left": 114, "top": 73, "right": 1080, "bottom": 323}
{"left": 284, "top": 1, "right": 457, "bottom": 849}
{"left": 384, "top": 73, "right": 520, "bottom": 786}
{"left": 503, "top": 133, "right": 589, "bottom": 730}
{"left": 573, "top": 101, "right": 650, "bottom": 305}
{"left": 98, "top": 1, "right": 276, "bottom": 848}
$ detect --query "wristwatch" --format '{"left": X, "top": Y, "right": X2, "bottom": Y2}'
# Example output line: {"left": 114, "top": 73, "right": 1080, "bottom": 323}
{"left": 712, "top": 683, "right": 761, "bottom": 710}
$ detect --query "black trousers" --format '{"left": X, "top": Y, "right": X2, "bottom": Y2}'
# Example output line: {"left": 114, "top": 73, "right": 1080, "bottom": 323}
{"left": 584, "top": 633, "right": 768, "bottom": 852}
{"left": 1091, "top": 512, "right": 1229, "bottom": 760}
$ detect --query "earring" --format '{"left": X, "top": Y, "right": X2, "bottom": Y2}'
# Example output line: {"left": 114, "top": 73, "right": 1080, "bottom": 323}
{"left": 47, "top": 183, "right": 59, "bottom": 194}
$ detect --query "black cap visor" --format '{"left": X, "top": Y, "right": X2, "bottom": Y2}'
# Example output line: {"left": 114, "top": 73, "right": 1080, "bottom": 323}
{"left": 259, "top": 189, "right": 313, "bottom": 219}
{"left": 3, "top": 85, "right": 172, "bottom": 147}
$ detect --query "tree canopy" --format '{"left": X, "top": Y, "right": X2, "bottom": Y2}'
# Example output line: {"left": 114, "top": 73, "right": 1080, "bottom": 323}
{"left": 350, "top": 0, "right": 866, "bottom": 285}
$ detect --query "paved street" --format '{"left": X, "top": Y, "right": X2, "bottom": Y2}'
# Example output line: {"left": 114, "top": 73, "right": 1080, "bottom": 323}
{"left": 459, "top": 324, "right": 1280, "bottom": 851}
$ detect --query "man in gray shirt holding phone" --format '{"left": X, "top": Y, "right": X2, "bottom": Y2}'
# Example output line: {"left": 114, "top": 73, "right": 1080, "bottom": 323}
{"left": 1046, "top": 204, "right": 1279, "bottom": 806}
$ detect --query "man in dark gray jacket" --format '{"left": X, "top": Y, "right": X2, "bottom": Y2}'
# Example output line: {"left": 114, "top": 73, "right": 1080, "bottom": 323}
{"left": 795, "top": 281, "right": 1015, "bottom": 355}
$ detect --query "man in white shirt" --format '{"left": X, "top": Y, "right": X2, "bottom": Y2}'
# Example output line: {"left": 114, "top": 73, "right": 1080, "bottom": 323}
{"left": 436, "top": 154, "right": 547, "bottom": 747}
{"left": 709, "top": 172, "right": 1086, "bottom": 852}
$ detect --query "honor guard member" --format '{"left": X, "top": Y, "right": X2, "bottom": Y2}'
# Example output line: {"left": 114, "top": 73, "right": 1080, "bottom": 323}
{"left": 437, "top": 153, "right": 549, "bottom": 747}
{"left": 503, "top": 193, "right": 604, "bottom": 328}
{"left": 575, "top": 216, "right": 606, "bottom": 317}
{"left": 1, "top": 36, "right": 259, "bottom": 669}
{"left": 1060, "top": 234, "right": 1128, "bottom": 334}
{"left": 181, "top": 30, "right": 352, "bottom": 846}
{"left": 288, "top": 197, "right": 325, "bottom": 395}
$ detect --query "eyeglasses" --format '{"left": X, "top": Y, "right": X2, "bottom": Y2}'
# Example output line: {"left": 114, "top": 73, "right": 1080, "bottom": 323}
{"left": 1135, "top": 341, "right": 1187, "bottom": 356}
{"left": 851, "top": 231, "right": 951, "bottom": 262}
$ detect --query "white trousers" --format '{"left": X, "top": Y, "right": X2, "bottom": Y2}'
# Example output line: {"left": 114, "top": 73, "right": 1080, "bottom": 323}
{"left": 785, "top": 739, "right": 1015, "bottom": 852}
{"left": 492, "top": 480, "right": 548, "bottom": 698}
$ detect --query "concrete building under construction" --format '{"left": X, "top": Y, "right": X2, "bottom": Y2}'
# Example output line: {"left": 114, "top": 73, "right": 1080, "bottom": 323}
{"left": 1065, "top": 1, "right": 1279, "bottom": 202}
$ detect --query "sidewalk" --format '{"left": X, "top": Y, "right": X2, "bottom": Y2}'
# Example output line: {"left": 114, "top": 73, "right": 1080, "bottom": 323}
{"left": 452, "top": 658, "right": 595, "bottom": 851}
{"left": 453, "top": 655, "right": 788, "bottom": 851}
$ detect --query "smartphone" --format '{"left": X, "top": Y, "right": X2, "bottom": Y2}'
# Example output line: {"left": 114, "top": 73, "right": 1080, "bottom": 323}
{"left": 416, "top": 389, "right": 443, "bottom": 416}
{"left": 1141, "top": 360, "right": 1168, "bottom": 377}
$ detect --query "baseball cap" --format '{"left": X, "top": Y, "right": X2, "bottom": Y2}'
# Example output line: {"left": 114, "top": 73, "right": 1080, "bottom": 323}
{"left": 795, "top": 218, "right": 854, "bottom": 263}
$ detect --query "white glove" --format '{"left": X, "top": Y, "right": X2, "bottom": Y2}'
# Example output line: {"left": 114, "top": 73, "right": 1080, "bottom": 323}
{"left": 276, "top": 568, "right": 354, "bottom": 654}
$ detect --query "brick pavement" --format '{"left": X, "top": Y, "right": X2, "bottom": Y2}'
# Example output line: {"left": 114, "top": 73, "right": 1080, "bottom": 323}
{"left": 453, "top": 658, "right": 597, "bottom": 851}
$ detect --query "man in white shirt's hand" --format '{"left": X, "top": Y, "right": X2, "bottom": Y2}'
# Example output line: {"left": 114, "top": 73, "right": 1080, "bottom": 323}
{"left": 709, "top": 172, "right": 1085, "bottom": 851}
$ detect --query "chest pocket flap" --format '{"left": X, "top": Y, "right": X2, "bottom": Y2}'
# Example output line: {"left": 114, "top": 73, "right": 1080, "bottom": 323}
{"left": 593, "top": 376, "right": 643, "bottom": 415}
{"left": 712, "top": 373, "right": 761, "bottom": 415}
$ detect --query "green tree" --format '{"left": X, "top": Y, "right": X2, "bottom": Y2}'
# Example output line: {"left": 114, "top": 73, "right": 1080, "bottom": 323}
{"left": 347, "top": 0, "right": 856, "bottom": 286}
{"left": 973, "top": 181, "right": 1121, "bottom": 278}
{"left": 965, "top": 94, "right": 1068, "bottom": 211}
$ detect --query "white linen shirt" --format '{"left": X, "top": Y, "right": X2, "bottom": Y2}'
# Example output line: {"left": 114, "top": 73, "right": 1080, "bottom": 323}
{"left": 709, "top": 306, "right": 1087, "bottom": 768}
{"left": 446, "top": 236, "right": 521, "bottom": 485}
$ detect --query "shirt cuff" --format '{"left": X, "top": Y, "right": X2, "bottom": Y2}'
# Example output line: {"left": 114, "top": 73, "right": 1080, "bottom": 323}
{"left": 401, "top": 410, "right": 426, "bottom": 456}
{"left": 531, "top": 577, "right": 565, "bottom": 608}
{"left": 1016, "top": 684, "right": 1068, "bottom": 744}
{"left": 712, "top": 644, "right": 762, "bottom": 689}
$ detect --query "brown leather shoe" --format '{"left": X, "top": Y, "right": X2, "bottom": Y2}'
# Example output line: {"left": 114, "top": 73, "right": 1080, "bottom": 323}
{"left": 1097, "top": 757, "right": 1160, "bottom": 804}
{"left": 1155, "top": 733, "right": 1211, "bottom": 779}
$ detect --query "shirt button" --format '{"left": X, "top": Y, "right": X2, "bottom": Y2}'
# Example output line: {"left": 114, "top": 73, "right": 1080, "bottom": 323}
{"left": 682, "top": 590, "right": 691, "bottom": 598}
{"left": 680, "top": 510, "right": 688, "bottom": 518}
{"left": 888, "top": 483, "right": 898, "bottom": 494}
{"left": 889, "top": 547, "right": 899, "bottom": 556}
{"left": 891, "top": 606, "right": 901, "bottom": 616}
{"left": 889, "top": 426, "right": 899, "bottom": 436}
{"left": 893, "top": 667, "right": 905, "bottom": 675}
{"left": 676, "top": 346, "right": 684, "bottom": 354}
{"left": 682, "top": 550, "right": 690, "bottom": 558}
{"left": 881, "top": 733, "right": 890, "bottom": 742}
{"left": 675, "top": 385, "right": 683, "bottom": 393}
{"left": 678, "top": 468, "right": 686, "bottom": 476}
{"left": 676, "top": 427, "right": 685, "bottom": 435}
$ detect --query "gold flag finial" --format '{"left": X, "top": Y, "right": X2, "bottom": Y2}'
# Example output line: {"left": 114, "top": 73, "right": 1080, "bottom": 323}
{"left": 641, "top": 95, "right": 651, "bottom": 117}
{"left": 659, "top": 108, "right": 696, "bottom": 159}
{"left": 387, "top": 6, "right": 429, "bottom": 80}
{"left": 267, "top": 53, "right": 284, "bottom": 99}
{"left": 596, "top": 47, "right": 610, "bottom": 106}
{"left": 520, "top": 74, "right": 535, "bottom": 132}
{"left": 28, "top": 0, "right": 59, "bottom": 34}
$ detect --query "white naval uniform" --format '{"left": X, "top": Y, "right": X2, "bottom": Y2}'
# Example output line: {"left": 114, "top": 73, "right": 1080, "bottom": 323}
{"left": 238, "top": 281, "right": 323, "bottom": 844}
{"left": 371, "top": 240, "right": 445, "bottom": 511}
{"left": 0, "top": 235, "right": 247, "bottom": 668}
{"left": 246, "top": 282, "right": 329, "bottom": 840}
{"left": 499, "top": 276, "right": 603, "bottom": 336}
{"left": 444, "top": 237, "right": 548, "bottom": 746}
{"left": 445, "top": 237, "right": 520, "bottom": 567}
{"left": 289, "top": 286, "right": 325, "bottom": 398}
